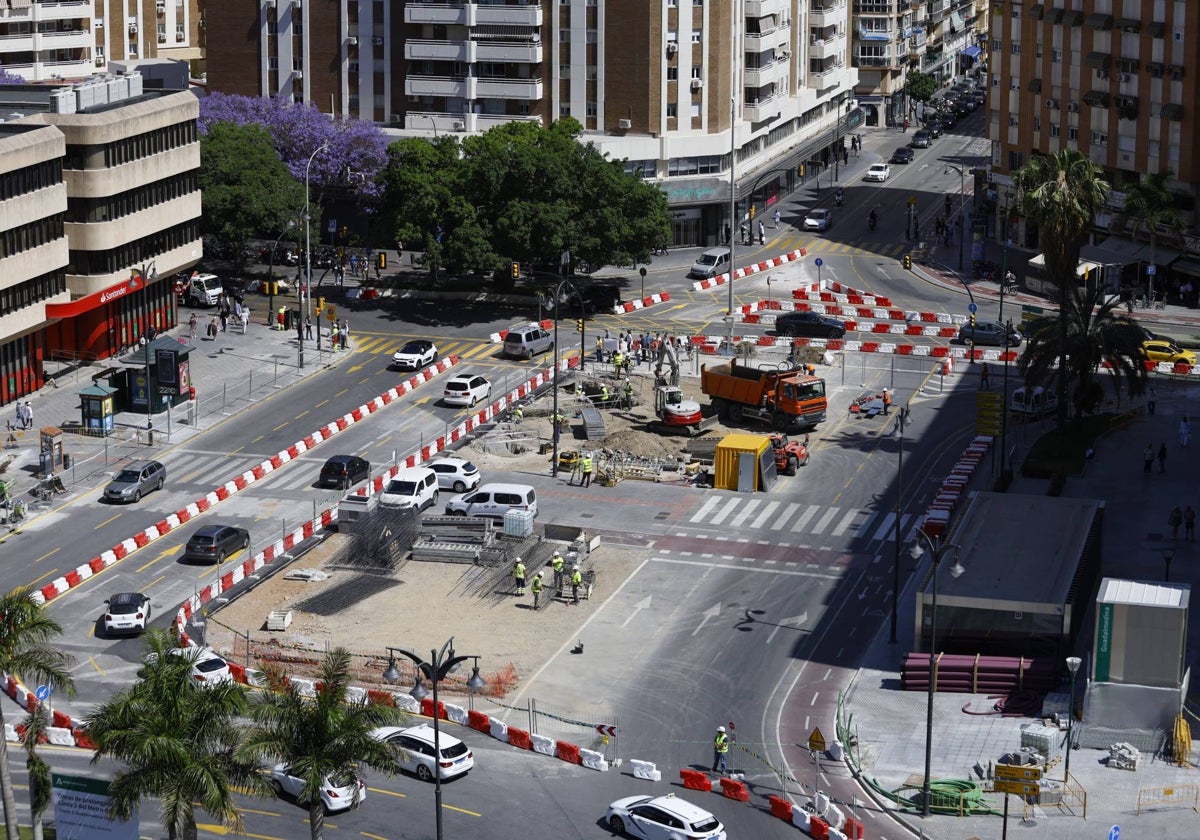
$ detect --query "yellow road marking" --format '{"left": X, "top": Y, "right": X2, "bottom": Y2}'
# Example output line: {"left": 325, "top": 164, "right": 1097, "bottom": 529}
{"left": 95, "top": 513, "right": 121, "bottom": 530}
{"left": 26, "top": 569, "right": 56, "bottom": 588}
{"left": 229, "top": 446, "right": 244, "bottom": 455}
{"left": 442, "top": 802, "right": 482, "bottom": 817}
{"left": 360, "top": 833, "right": 389, "bottom": 840}
{"left": 88, "top": 656, "right": 106, "bottom": 676}
{"left": 35, "top": 547, "right": 60, "bottom": 564}
{"left": 145, "top": 574, "right": 166, "bottom": 590}
{"left": 272, "top": 422, "right": 288, "bottom": 432}
{"left": 296, "top": 410, "right": 310, "bottom": 419}
{"left": 251, "top": 435, "right": 265, "bottom": 444}
{"left": 367, "top": 787, "right": 407, "bottom": 799}
{"left": 197, "top": 825, "right": 284, "bottom": 840}
{"left": 316, "top": 399, "right": 330, "bottom": 408}
{"left": 335, "top": 389, "right": 349, "bottom": 398}
{"left": 136, "top": 547, "right": 177, "bottom": 574}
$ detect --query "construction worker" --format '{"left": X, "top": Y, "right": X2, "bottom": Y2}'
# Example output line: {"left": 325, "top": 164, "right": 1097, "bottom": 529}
{"left": 531, "top": 570, "right": 544, "bottom": 609}
{"left": 882, "top": 387, "right": 892, "bottom": 415}
{"left": 513, "top": 557, "right": 526, "bottom": 595}
{"left": 581, "top": 453, "right": 594, "bottom": 487}
{"left": 612, "top": 349, "right": 623, "bottom": 371}
{"left": 551, "top": 551, "right": 565, "bottom": 592}
{"left": 712, "top": 726, "right": 730, "bottom": 774}
{"left": 600, "top": 383, "right": 610, "bottom": 406}
{"left": 571, "top": 565, "right": 583, "bottom": 604}
{"left": 595, "top": 335, "right": 604, "bottom": 361}
{"left": 512, "top": 405, "right": 523, "bottom": 422}
{"left": 623, "top": 379, "right": 634, "bottom": 409}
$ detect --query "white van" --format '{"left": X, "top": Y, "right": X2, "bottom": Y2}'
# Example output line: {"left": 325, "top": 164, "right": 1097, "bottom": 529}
{"left": 444, "top": 483, "right": 538, "bottom": 520}
{"left": 687, "top": 247, "right": 731, "bottom": 280}
{"left": 378, "top": 467, "right": 439, "bottom": 511}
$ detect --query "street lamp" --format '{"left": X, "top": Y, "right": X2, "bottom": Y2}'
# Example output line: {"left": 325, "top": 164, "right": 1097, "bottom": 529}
{"left": 889, "top": 410, "right": 909, "bottom": 644}
{"left": 997, "top": 189, "right": 1015, "bottom": 485}
{"left": 550, "top": 275, "right": 582, "bottom": 477}
{"left": 1161, "top": 546, "right": 1176, "bottom": 582}
{"left": 383, "top": 639, "right": 486, "bottom": 840}
{"left": 133, "top": 260, "right": 158, "bottom": 435}
{"left": 301, "top": 140, "right": 331, "bottom": 370}
{"left": 909, "top": 534, "right": 966, "bottom": 817}
{"left": 1064, "top": 656, "right": 1082, "bottom": 782}
{"left": 421, "top": 113, "right": 439, "bottom": 139}
{"left": 943, "top": 164, "right": 967, "bottom": 271}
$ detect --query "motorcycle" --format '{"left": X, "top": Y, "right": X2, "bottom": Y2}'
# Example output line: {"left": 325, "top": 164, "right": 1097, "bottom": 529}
{"left": 835, "top": 190, "right": 845, "bottom": 207}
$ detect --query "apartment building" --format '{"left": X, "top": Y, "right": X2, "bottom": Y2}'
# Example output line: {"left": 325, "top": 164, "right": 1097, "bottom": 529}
{"left": 0, "top": 0, "right": 204, "bottom": 83}
{"left": 206, "top": 0, "right": 860, "bottom": 247}
{"left": 989, "top": 0, "right": 1200, "bottom": 274}
{"left": 0, "top": 76, "right": 201, "bottom": 408}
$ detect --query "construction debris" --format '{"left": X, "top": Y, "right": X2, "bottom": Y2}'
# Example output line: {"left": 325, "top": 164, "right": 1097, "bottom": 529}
{"left": 1108, "top": 742, "right": 1141, "bottom": 771}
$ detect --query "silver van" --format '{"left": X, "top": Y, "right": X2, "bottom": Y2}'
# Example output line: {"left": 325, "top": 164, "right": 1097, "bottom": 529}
{"left": 687, "top": 247, "right": 731, "bottom": 279}
{"left": 444, "top": 483, "right": 538, "bottom": 520}
{"left": 379, "top": 466, "right": 439, "bottom": 511}
{"left": 502, "top": 322, "right": 554, "bottom": 359}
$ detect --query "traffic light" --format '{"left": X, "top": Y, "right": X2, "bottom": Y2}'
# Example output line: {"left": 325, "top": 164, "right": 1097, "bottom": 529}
{"left": 313, "top": 296, "right": 325, "bottom": 316}
{"left": 511, "top": 262, "right": 521, "bottom": 280}
{"left": 576, "top": 319, "right": 584, "bottom": 333}
{"left": 377, "top": 252, "right": 387, "bottom": 270}
{"left": 969, "top": 313, "right": 977, "bottom": 331}
{"left": 903, "top": 254, "right": 912, "bottom": 270}
{"left": 749, "top": 205, "right": 756, "bottom": 220}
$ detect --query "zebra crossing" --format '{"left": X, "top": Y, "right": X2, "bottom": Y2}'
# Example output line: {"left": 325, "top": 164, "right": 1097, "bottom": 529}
{"left": 167, "top": 450, "right": 331, "bottom": 494}
{"left": 683, "top": 495, "right": 919, "bottom": 547}
{"left": 770, "top": 237, "right": 908, "bottom": 259}
{"left": 349, "top": 335, "right": 498, "bottom": 361}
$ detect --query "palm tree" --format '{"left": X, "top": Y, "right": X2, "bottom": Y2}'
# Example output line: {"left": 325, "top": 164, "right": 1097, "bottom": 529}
{"left": 1018, "top": 283, "right": 1148, "bottom": 417}
{"left": 1112, "top": 171, "right": 1185, "bottom": 299}
{"left": 20, "top": 706, "right": 51, "bottom": 840}
{"left": 0, "top": 587, "right": 76, "bottom": 840}
{"left": 83, "top": 630, "right": 264, "bottom": 840}
{"left": 1015, "top": 150, "right": 1111, "bottom": 429}
{"left": 238, "top": 648, "right": 405, "bottom": 840}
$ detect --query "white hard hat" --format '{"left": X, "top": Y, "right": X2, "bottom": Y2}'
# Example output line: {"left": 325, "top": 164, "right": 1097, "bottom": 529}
{"left": 515, "top": 557, "right": 523, "bottom": 563}
{"left": 573, "top": 564, "right": 580, "bottom": 571}
{"left": 717, "top": 726, "right": 726, "bottom": 733}
{"left": 539, "top": 570, "right": 546, "bottom": 577}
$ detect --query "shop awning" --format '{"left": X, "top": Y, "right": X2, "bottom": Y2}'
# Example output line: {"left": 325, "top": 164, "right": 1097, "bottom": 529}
{"left": 949, "top": 11, "right": 964, "bottom": 32}
{"left": 1172, "top": 260, "right": 1200, "bottom": 278}
{"left": 1114, "top": 18, "right": 1140, "bottom": 32}
{"left": 1147, "top": 21, "right": 1166, "bottom": 37}
{"left": 1085, "top": 52, "right": 1112, "bottom": 70}
{"left": 1086, "top": 13, "right": 1113, "bottom": 30}
{"left": 1029, "top": 4, "right": 1045, "bottom": 20}
{"left": 961, "top": 45, "right": 982, "bottom": 59}
{"left": 45, "top": 275, "right": 145, "bottom": 319}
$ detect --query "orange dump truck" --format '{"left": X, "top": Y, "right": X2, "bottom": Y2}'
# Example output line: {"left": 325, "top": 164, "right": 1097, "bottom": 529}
{"left": 700, "top": 362, "right": 828, "bottom": 431}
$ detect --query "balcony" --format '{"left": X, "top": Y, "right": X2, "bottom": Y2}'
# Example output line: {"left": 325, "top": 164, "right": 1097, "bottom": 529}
{"left": 926, "top": 0, "right": 950, "bottom": 23}
{"left": 29, "top": 1, "right": 93, "bottom": 23}
{"left": 405, "top": 3, "right": 469, "bottom": 25}
{"left": 856, "top": 27, "right": 892, "bottom": 42}
{"left": 809, "top": 32, "right": 843, "bottom": 60}
{"left": 403, "top": 2, "right": 543, "bottom": 28}
{"left": 475, "top": 39, "right": 542, "bottom": 63}
{"left": 405, "top": 74, "right": 475, "bottom": 99}
{"left": 853, "top": 0, "right": 898, "bottom": 13}
{"left": 855, "top": 51, "right": 898, "bottom": 68}
{"left": 405, "top": 111, "right": 540, "bottom": 133}
{"left": 743, "top": 93, "right": 783, "bottom": 122}
{"left": 746, "top": 0, "right": 788, "bottom": 15}
{"left": 909, "top": 32, "right": 927, "bottom": 56}
{"left": 476, "top": 76, "right": 543, "bottom": 100}
{"left": 743, "top": 57, "right": 789, "bottom": 87}
{"left": 406, "top": 40, "right": 471, "bottom": 62}
{"left": 809, "top": 0, "right": 846, "bottom": 25}
{"left": 744, "top": 26, "right": 789, "bottom": 52}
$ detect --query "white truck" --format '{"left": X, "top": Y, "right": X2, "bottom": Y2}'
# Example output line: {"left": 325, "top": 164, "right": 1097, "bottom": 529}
{"left": 182, "top": 273, "right": 223, "bottom": 308}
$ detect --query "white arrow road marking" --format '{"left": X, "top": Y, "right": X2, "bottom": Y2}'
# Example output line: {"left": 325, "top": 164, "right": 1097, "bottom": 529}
{"left": 692, "top": 602, "right": 722, "bottom": 636}
{"left": 621, "top": 596, "right": 653, "bottom": 628}
{"left": 766, "top": 612, "right": 809, "bottom": 645}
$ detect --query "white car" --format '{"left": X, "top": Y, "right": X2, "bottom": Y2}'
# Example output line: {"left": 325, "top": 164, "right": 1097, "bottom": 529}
{"left": 803, "top": 208, "right": 832, "bottom": 232}
{"left": 371, "top": 724, "right": 474, "bottom": 782}
{"left": 270, "top": 764, "right": 366, "bottom": 814}
{"left": 865, "top": 163, "right": 891, "bottom": 182}
{"left": 428, "top": 457, "right": 482, "bottom": 493}
{"left": 605, "top": 793, "right": 726, "bottom": 840}
{"left": 442, "top": 374, "right": 491, "bottom": 407}
{"left": 103, "top": 592, "right": 151, "bottom": 636}
{"left": 391, "top": 339, "right": 438, "bottom": 371}
{"left": 143, "top": 647, "right": 234, "bottom": 688}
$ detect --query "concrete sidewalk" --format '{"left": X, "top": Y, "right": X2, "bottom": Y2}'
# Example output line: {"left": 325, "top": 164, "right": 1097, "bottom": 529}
{"left": 1, "top": 313, "right": 351, "bottom": 527}
{"left": 839, "top": 385, "right": 1200, "bottom": 839}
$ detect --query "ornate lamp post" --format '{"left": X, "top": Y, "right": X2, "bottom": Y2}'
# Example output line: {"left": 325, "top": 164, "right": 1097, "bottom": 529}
{"left": 1064, "top": 655, "right": 1082, "bottom": 782}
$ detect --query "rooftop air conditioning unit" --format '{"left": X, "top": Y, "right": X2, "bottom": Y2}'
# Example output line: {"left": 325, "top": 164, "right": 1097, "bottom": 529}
{"left": 128, "top": 23, "right": 138, "bottom": 33}
{"left": 453, "top": 121, "right": 465, "bottom": 130}
{"left": 618, "top": 118, "right": 631, "bottom": 129}
{"left": 346, "top": 36, "right": 357, "bottom": 46}
{"left": 1067, "top": 101, "right": 1079, "bottom": 112}
{"left": 1046, "top": 98, "right": 1059, "bottom": 108}
{"left": 96, "top": 56, "right": 105, "bottom": 65}
{"left": 666, "top": 41, "right": 678, "bottom": 55}
{"left": 156, "top": 2, "right": 165, "bottom": 14}
{"left": 691, "top": 78, "right": 704, "bottom": 90}
{"left": 372, "top": 36, "right": 384, "bottom": 46}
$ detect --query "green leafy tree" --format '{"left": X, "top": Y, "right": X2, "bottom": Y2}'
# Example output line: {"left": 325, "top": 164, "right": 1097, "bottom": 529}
{"left": 1018, "top": 284, "right": 1147, "bottom": 417}
{"left": 199, "top": 122, "right": 307, "bottom": 272}
{"left": 238, "top": 648, "right": 405, "bottom": 840}
{"left": 0, "top": 587, "right": 76, "bottom": 840}
{"left": 1015, "top": 151, "right": 1111, "bottom": 429}
{"left": 84, "top": 631, "right": 264, "bottom": 840}
{"left": 1112, "top": 171, "right": 1185, "bottom": 295}
{"left": 904, "top": 71, "right": 939, "bottom": 106}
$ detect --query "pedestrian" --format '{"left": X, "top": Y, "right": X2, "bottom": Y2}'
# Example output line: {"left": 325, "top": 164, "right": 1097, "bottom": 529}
{"left": 724, "top": 223, "right": 731, "bottom": 245}
{"left": 1147, "top": 385, "right": 1157, "bottom": 415}
{"left": 22, "top": 400, "right": 32, "bottom": 430}
{"left": 571, "top": 565, "right": 583, "bottom": 604}
{"left": 12, "top": 400, "right": 21, "bottom": 431}
{"left": 188, "top": 313, "right": 198, "bottom": 340}
{"left": 1180, "top": 416, "right": 1192, "bottom": 448}
{"left": 146, "top": 324, "right": 158, "bottom": 342}
{"left": 758, "top": 220, "right": 766, "bottom": 245}
{"left": 551, "top": 551, "right": 565, "bottom": 592}
{"left": 240, "top": 307, "right": 250, "bottom": 334}
{"left": 207, "top": 317, "right": 218, "bottom": 339}
{"left": 595, "top": 336, "right": 603, "bottom": 362}
{"left": 944, "top": 194, "right": 952, "bottom": 216}
{"left": 1187, "top": 507, "right": 1197, "bottom": 541}
{"left": 712, "top": 726, "right": 730, "bottom": 774}
{"left": 740, "top": 223, "right": 748, "bottom": 245}
{"left": 513, "top": 557, "right": 526, "bottom": 595}
{"left": 773, "top": 209, "right": 781, "bottom": 229}
{"left": 340, "top": 319, "right": 349, "bottom": 350}
{"left": 1159, "top": 442, "right": 1168, "bottom": 473}
{"left": 1144, "top": 443, "right": 1154, "bottom": 474}
{"left": 531, "top": 571, "right": 544, "bottom": 609}
{"left": 980, "top": 363, "right": 990, "bottom": 391}
{"left": 882, "top": 387, "right": 892, "bottom": 415}
{"left": 330, "top": 322, "right": 340, "bottom": 351}
{"left": 305, "top": 316, "right": 313, "bottom": 340}
{"left": 1169, "top": 505, "right": 1183, "bottom": 540}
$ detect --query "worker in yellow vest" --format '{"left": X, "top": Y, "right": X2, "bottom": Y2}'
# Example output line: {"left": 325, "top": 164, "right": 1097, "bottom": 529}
{"left": 571, "top": 565, "right": 583, "bottom": 604}
{"left": 513, "top": 557, "right": 526, "bottom": 595}
{"left": 531, "top": 570, "right": 544, "bottom": 609}
{"left": 551, "top": 551, "right": 565, "bottom": 592}
{"left": 712, "top": 726, "right": 730, "bottom": 774}
{"left": 581, "top": 453, "right": 594, "bottom": 487}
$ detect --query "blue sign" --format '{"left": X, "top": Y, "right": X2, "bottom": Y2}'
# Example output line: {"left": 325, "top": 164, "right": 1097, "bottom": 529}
{"left": 968, "top": 302, "right": 978, "bottom": 314}
{"left": 814, "top": 258, "right": 824, "bottom": 267}
{"left": 35, "top": 685, "right": 50, "bottom": 702}
{"left": 1109, "top": 825, "right": 1120, "bottom": 840}
{"left": 1147, "top": 265, "right": 1157, "bottom": 275}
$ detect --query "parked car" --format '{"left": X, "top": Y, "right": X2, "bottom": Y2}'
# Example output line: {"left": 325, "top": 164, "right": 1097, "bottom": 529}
{"left": 775, "top": 310, "right": 847, "bottom": 339}
{"left": 605, "top": 793, "right": 726, "bottom": 840}
{"left": 378, "top": 467, "right": 439, "bottom": 511}
{"left": 501, "top": 322, "right": 554, "bottom": 359}
{"left": 103, "top": 460, "right": 166, "bottom": 504}
{"left": 318, "top": 455, "right": 371, "bottom": 490}
{"left": 687, "top": 247, "right": 731, "bottom": 280}
{"left": 891, "top": 146, "right": 915, "bottom": 164}
{"left": 183, "top": 524, "right": 250, "bottom": 563}
{"left": 371, "top": 723, "right": 475, "bottom": 781}
{"left": 270, "top": 764, "right": 365, "bottom": 814}
{"left": 864, "top": 163, "right": 891, "bottom": 182}
{"left": 442, "top": 374, "right": 492, "bottom": 407}
{"left": 103, "top": 592, "right": 151, "bottom": 636}
{"left": 391, "top": 339, "right": 438, "bottom": 371}
{"left": 925, "top": 122, "right": 943, "bottom": 139}
{"left": 803, "top": 208, "right": 832, "bottom": 232}
{"left": 910, "top": 130, "right": 933, "bottom": 148}
{"left": 428, "top": 457, "right": 481, "bottom": 493}
{"left": 1141, "top": 340, "right": 1198, "bottom": 366}
{"left": 142, "top": 647, "right": 233, "bottom": 688}
{"left": 958, "top": 320, "right": 1023, "bottom": 347}
{"left": 445, "top": 483, "right": 538, "bottom": 519}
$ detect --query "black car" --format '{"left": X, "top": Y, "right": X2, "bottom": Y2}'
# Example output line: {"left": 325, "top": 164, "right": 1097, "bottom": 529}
{"left": 775, "top": 311, "right": 847, "bottom": 339}
{"left": 891, "top": 146, "right": 915, "bottom": 164}
{"left": 937, "top": 112, "right": 958, "bottom": 131}
{"left": 319, "top": 455, "right": 371, "bottom": 489}
{"left": 925, "top": 122, "right": 943, "bottom": 139}
{"left": 910, "top": 130, "right": 933, "bottom": 148}
{"left": 184, "top": 525, "right": 251, "bottom": 564}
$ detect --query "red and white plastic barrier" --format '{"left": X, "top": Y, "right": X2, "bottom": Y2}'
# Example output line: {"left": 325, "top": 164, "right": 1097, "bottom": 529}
{"left": 691, "top": 248, "right": 808, "bottom": 291}
{"left": 918, "top": 435, "right": 993, "bottom": 540}
{"left": 612, "top": 292, "right": 671, "bottom": 314}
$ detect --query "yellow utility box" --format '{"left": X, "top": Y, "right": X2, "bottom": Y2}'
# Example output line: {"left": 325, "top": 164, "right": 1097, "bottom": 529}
{"left": 713, "top": 433, "right": 771, "bottom": 491}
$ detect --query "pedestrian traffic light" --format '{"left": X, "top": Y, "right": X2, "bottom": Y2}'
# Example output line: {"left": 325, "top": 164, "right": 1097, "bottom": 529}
{"left": 903, "top": 254, "right": 912, "bottom": 270}
{"left": 511, "top": 262, "right": 521, "bottom": 280}
{"left": 377, "top": 252, "right": 386, "bottom": 270}
{"left": 314, "top": 296, "right": 325, "bottom": 315}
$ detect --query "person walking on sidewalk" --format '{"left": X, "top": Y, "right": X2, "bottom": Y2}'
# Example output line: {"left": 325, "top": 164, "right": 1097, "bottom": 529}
{"left": 305, "top": 316, "right": 314, "bottom": 340}
{"left": 758, "top": 220, "right": 766, "bottom": 245}
{"left": 1144, "top": 443, "right": 1155, "bottom": 474}
{"left": 340, "top": 319, "right": 350, "bottom": 350}
{"left": 531, "top": 571, "right": 544, "bottom": 609}
{"left": 980, "top": 363, "right": 990, "bottom": 391}
{"left": 712, "top": 726, "right": 730, "bottom": 774}
{"left": 1180, "top": 416, "right": 1192, "bottom": 448}
{"left": 1169, "top": 505, "right": 1184, "bottom": 540}
{"left": 188, "top": 313, "right": 198, "bottom": 341}
{"left": 773, "top": 209, "right": 781, "bottom": 229}
{"left": 1159, "top": 443, "right": 1168, "bottom": 473}
{"left": 513, "top": 557, "right": 526, "bottom": 596}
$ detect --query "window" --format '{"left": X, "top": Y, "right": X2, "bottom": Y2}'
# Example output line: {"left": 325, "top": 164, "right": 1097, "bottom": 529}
{"left": 1011, "top": 42, "right": 1020, "bottom": 54}
{"left": 269, "top": 56, "right": 278, "bottom": 70}
{"left": 586, "top": 29, "right": 597, "bottom": 43}
{"left": 667, "top": 67, "right": 678, "bottom": 81}
{"left": 668, "top": 0, "right": 677, "bottom": 6}
{"left": 1050, "top": 122, "right": 1060, "bottom": 137}
{"left": 267, "top": 21, "right": 277, "bottom": 34}
{"left": 559, "top": 64, "right": 570, "bottom": 78}
{"left": 667, "top": 103, "right": 677, "bottom": 117}
{"left": 691, "top": 66, "right": 702, "bottom": 78}
{"left": 559, "top": 104, "right": 570, "bottom": 117}
{"left": 586, "top": 65, "right": 597, "bottom": 80}
{"left": 1033, "top": 117, "right": 1041, "bottom": 130}
{"left": 1052, "top": 48, "right": 1062, "bottom": 63}
{"left": 693, "top": 0, "right": 703, "bottom": 5}
{"left": 992, "top": 39, "right": 1001, "bottom": 51}
{"left": 560, "top": 29, "right": 570, "bottom": 42}
{"left": 1007, "top": 150, "right": 1024, "bottom": 170}
{"left": 1068, "top": 126, "right": 1079, "bottom": 140}
{"left": 691, "top": 31, "right": 701, "bottom": 43}
{"left": 691, "top": 102, "right": 701, "bottom": 117}
{"left": 1091, "top": 131, "right": 1108, "bottom": 145}
{"left": 586, "top": 102, "right": 597, "bottom": 117}
{"left": 176, "top": 23, "right": 184, "bottom": 38}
